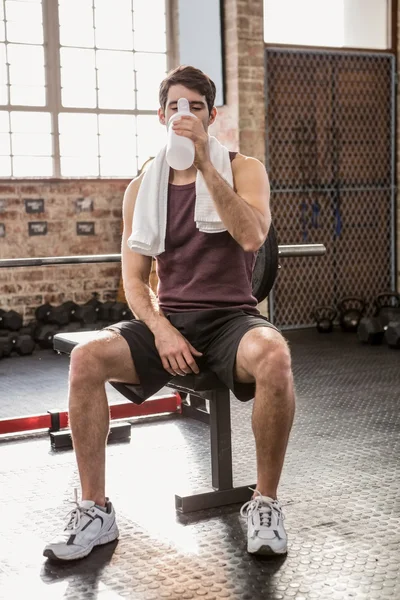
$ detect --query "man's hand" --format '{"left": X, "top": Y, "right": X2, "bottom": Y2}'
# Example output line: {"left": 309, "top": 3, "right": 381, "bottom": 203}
{"left": 172, "top": 115, "right": 211, "bottom": 170}
{"left": 153, "top": 321, "right": 203, "bottom": 376}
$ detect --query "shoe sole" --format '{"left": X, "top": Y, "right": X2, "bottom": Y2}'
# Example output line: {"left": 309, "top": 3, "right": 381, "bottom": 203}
{"left": 248, "top": 544, "right": 287, "bottom": 556}
{"left": 43, "top": 528, "right": 119, "bottom": 561}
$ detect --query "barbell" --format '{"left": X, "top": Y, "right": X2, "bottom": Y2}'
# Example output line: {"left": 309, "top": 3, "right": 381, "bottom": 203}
{"left": 0, "top": 244, "right": 325, "bottom": 269}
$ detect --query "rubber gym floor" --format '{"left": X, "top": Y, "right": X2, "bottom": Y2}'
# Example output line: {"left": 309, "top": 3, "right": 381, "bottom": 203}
{"left": 0, "top": 329, "right": 399, "bottom": 600}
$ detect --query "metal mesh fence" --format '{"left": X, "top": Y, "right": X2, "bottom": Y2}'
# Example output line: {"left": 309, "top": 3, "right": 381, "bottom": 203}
{"left": 265, "top": 48, "right": 395, "bottom": 328}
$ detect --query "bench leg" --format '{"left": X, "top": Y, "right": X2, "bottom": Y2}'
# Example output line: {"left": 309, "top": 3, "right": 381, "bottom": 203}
{"left": 175, "top": 388, "right": 255, "bottom": 512}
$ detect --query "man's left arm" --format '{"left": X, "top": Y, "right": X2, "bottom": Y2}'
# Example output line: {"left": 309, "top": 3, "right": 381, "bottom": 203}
{"left": 199, "top": 155, "right": 271, "bottom": 252}
{"left": 172, "top": 114, "right": 271, "bottom": 252}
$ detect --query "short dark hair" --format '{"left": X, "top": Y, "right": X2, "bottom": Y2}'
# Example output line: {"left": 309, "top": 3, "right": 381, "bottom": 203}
{"left": 159, "top": 65, "right": 216, "bottom": 115}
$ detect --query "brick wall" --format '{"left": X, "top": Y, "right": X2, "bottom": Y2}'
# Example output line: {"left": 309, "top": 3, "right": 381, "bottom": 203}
{"left": 210, "top": 0, "right": 265, "bottom": 163}
{"left": 0, "top": 180, "right": 127, "bottom": 322}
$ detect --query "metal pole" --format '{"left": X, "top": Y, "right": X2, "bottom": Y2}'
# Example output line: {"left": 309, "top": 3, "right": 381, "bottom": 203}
{"left": 0, "top": 244, "right": 326, "bottom": 269}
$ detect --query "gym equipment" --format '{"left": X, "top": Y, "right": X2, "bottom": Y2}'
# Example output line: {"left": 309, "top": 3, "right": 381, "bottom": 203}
{"left": 0, "top": 309, "right": 23, "bottom": 331}
{"left": 252, "top": 223, "right": 279, "bottom": 301}
{"left": 99, "top": 300, "right": 117, "bottom": 321}
{"left": 357, "top": 292, "right": 400, "bottom": 345}
{"left": 374, "top": 292, "right": 400, "bottom": 324}
{"left": 0, "top": 332, "right": 18, "bottom": 356}
{"left": 358, "top": 317, "right": 385, "bottom": 345}
{"left": 15, "top": 333, "right": 35, "bottom": 356}
{"left": 0, "top": 239, "right": 326, "bottom": 503}
{"left": 34, "top": 323, "right": 60, "bottom": 349}
{"left": 338, "top": 297, "right": 365, "bottom": 332}
{"left": 109, "top": 302, "right": 133, "bottom": 322}
{"left": 312, "top": 305, "right": 337, "bottom": 333}
{"left": 385, "top": 322, "right": 400, "bottom": 349}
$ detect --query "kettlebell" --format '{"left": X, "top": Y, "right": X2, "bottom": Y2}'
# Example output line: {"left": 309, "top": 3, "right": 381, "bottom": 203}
{"left": 338, "top": 297, "right": 365, "bottom": 332}
{"left": 312, "top": 306, "right": 337, "bottom": 333}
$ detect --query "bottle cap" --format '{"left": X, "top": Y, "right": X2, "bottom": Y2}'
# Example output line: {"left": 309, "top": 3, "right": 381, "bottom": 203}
{"left": 177, "top": 97, "right": 190, "bottom": 113}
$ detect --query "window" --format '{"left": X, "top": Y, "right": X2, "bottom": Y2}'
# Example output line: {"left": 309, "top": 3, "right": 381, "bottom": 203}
{"left": 0, "top": 0, "right": 168, "bottom": 178}
{"left": 264, "top": 0, "right": 391, "bottom": 50}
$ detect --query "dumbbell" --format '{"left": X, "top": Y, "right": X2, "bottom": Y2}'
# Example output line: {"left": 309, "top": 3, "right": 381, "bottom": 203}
{"left": 0, "top": 309, "right": 23, "bottom": 331}
{"left": 34, "top": 324, "right": 60, "bottom": 349}
{"left": 99, "top": 300, "right": 116, "bottom": 322}
{"left": 16, "top": 333, "right": 36, "bottom": 356}
{"left": 109, "top": 302, "right": 134, "bottom": 322}
{"left": 0, "top": 332, "right": 19, "bottom": 356}
{"left": 35, "top": 302, "right": 74, "bottom": 326}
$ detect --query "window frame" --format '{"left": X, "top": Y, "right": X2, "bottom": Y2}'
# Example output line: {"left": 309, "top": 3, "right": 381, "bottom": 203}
{"left": 0, "top": 0, "right": 173, "bottom": 180}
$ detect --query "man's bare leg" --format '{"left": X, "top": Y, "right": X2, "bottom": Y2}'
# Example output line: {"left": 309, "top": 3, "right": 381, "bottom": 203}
{"left": 235, "top": 328, "right": 295, "bottom": 499}
{"left": 68, "top": 331, "right": 140, "bottom": 506}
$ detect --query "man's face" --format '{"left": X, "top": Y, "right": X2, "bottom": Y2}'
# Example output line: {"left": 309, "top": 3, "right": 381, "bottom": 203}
{"left": 158, "top": 84, "right": 216, "bottom": 131}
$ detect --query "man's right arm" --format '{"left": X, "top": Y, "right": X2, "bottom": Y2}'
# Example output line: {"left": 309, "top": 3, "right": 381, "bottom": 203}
{"left": 121, "top": 173, "right": 169, "bottom": 334}
{"left": 121, "top": 175, "right": 202, "bottom": 376}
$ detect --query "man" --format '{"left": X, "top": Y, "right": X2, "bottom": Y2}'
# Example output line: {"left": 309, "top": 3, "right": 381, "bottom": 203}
{"left": 44, "top": 66, "right": 295, "bottom": 561}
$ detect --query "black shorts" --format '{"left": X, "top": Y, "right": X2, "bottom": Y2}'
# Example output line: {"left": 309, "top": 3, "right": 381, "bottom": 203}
{"left": 107, "top": 308, "right": 278, "bottom": 403}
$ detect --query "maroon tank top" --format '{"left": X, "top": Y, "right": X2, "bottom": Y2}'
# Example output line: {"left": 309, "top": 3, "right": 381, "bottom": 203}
{"left": 156, "top": 152, "right": 259, "bottom": 315}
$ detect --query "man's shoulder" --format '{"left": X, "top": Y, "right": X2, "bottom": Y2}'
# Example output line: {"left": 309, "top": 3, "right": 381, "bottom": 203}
{"left": 125, "top": 171, "right": 146, "bottom": 197}
{"left": 231, "top": 153, "right": 268, "bottom": 177}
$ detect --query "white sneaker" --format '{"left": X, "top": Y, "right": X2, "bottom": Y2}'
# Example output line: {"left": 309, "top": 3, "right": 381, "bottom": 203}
{"left": 240, "top": 490, "right": 287, "bottom": 555}
{"left": 43, "top": 491, "right": 119, "bottom": 561}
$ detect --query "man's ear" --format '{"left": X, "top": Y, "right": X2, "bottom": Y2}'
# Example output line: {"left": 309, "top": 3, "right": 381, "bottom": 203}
{"left": 158, "top": 107, "right": 166, "bottom": 126}
{"left": 209, "top": 106, "right": 217, "bottom": 126}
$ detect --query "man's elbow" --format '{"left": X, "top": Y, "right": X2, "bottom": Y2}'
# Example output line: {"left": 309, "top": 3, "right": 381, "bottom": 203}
{"left": 242, "top": 233, "right": 266, "bottom": 253}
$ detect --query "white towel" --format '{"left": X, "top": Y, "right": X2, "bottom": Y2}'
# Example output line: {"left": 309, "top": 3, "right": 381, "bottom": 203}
{"left": 128, "top": 136, "right": 233, "bottom": 257}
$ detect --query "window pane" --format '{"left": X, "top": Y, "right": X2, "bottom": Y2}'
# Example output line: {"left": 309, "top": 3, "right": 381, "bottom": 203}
{"left": 10, "top": 85, "right": 45, "bottom": 105}
{"left": 61, "top": 156, "right": 99, "bottom": 177}
{"left": 136, "top": 115, "right": 166, "bottom": 169}
{"left": 0, "top": 44, "right": 8, "bottom": 104}
{"left": 59, "top": 112, "right": 98, "bottom": 156}
{"left": 135, "top": 52, "right": 166, "bottom": 110}
{"left": 95, "top": 0, "right": 133, "bottom": 50}
{"left": 8, "top": 43, "right": 45, "bottom": 104}
{"left": 8, "top": 44, "right": 44, "bottom": 85}
{"left": 99, "top": 114, "right": 135, "bottom": 176}
{"left": 100, "top": 155, "right": 136, "bottom": 177}
{"left": 60, "top": 48, "right": 96, "bottom": 108}
{"left": 11, "top": 110, "right": 50, "bottom": 132}
{"left": 13, "top": 155, "right": 52, "bottom": 176}
{"left": 0, "top": 111, "right": 9, "bottom": 131}
{"left": 0, "top": 132, "right": 10, "bottom": 153}
{"left": 97, "top": 50, "right": 134, "bottom": 109}
{"left": 5, "top": 0, "right": 43, "bottom": 44}
{"left": 59, "top": 0, "right": 94, "bottom": 48}
{"left": 0, "top": 155, "right": 11, "bottom": 175}
{"left": 133, "top": 0, "right": 166, "bottom": 52}
{"left": 12, "top": 132, "right": 51, "bottom": 155}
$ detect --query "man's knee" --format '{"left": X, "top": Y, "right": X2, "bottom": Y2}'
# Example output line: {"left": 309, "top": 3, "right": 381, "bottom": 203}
{"left": 253, "top": 331, "right": 292, "bottom": 388}
{"left": 69, "top": 341, "right": 108, "bottom": 386}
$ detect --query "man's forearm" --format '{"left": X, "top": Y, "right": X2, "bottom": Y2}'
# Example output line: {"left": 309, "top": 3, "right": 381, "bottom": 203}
{"left": 199, "top": 162, "right": 267, "bottom": 251}
{"left": 124, "top": 278, "right": 168, "bottom": 334}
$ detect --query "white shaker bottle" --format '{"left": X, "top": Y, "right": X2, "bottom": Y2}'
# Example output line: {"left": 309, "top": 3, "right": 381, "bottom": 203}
{"left": 166, "top": 98, "right": 195, "bottom": 170}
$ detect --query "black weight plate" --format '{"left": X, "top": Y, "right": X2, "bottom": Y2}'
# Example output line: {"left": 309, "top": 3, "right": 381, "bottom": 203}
{"left": 251, "top": 222, "right": 279, "bottom": 303}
